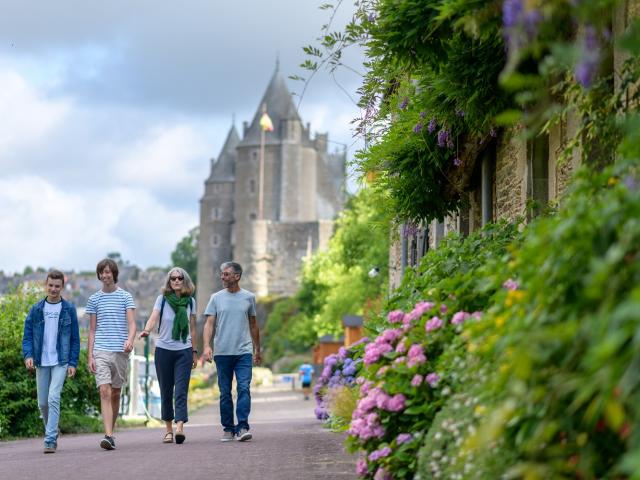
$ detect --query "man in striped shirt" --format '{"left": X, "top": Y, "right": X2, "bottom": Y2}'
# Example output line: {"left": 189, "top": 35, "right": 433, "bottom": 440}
{"left": 86, "top": 258, "right": 136, "bottom": 450}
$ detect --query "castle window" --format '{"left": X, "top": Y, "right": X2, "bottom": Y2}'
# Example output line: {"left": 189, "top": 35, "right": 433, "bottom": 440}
{"left": 249, "top": 213, "right": 257, "bottom": 220}
{"left": 527, "top": 133, "right": 549, "bottom": 219}
{"left": 252, "top": 151, "right": 258, "bottom": 160}
{"left": 212, "top": 235, "right": 220, "bottom": 247}
{"left": 211, "top": 208, "right": 221, "bottom": 220}
{"left": 249, "top": 179, "right": 256, "bottom": 194}
{"left": 212, "top": 183, "right": 221, "bottom": 193}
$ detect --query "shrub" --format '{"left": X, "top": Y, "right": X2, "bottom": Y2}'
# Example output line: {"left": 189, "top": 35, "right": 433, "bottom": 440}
{"left": 0, "top": 287, "right": 100, "bottom": 439}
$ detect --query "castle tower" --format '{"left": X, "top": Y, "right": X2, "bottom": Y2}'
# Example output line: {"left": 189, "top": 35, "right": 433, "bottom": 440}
{"left": 197, "top": 63, "right": 346, "bottom": 309}
{"left": 196, "top": 125, "right": 239, "bottom": 314}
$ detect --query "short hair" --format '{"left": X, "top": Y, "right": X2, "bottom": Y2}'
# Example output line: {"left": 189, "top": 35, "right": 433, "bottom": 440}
{"left": 96, "top": 258, "right": 119, "bottom": 283}
{"left": 220, "top": 261, "right": 242, "bottom": 277}
{"left": 46, "top": 269, "right": 65, "bottom": 285}
{"left": 162, "top": 267, "right": 195, "bottom": 297}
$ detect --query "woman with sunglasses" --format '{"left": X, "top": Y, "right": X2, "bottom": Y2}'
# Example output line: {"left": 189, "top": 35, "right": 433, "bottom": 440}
{"left": 140, "top": 267, "right": 198, "bottom": 444}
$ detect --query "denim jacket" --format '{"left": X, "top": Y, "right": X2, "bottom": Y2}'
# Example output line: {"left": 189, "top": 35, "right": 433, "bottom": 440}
{"left": 22, "top": 298, "right": 80, "bottom": 367}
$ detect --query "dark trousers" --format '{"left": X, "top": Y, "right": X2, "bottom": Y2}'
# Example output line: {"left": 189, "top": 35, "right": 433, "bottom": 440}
{"left": 214, "top": 354, "right": 253, "bottom": 433}
{"left": 155, "top": 347, "right": 192, "bottom": 423}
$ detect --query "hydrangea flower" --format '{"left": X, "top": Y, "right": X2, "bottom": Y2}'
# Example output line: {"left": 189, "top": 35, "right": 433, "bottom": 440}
{"left": 411, "top": 374, "right": 424, "bottom": 387}
{"left": 356, "top": 458, "right": 368, "bottom": 476}
{"left": 426, "top": 372, "right": 440, "bottom": 387}
{"left": 451, "top": 311, "right": 470, "bottom": 325}
{"left": 426, "top": 316, "right": 444, "bottom": 332}
{"left": 387, "top": 310, "right": 404, "bottom": 324}
{"left": 368, "top": 447, "right": 392, "bottom": 461}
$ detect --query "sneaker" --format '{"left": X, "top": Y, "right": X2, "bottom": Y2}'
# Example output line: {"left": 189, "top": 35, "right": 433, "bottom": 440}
{"left": 43, "top": 443, "right": 56, "bottom": 454}
{"left": 220, "top": 431, "right": 235, "bottom": 442}
{"left": 237, "top": 428, "right": 252, "bottom": 442}
{"left": 100, "top": 435, "right": 116, "bottom": 450}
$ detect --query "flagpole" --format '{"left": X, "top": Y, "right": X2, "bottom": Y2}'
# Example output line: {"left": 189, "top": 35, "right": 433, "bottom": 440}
{"left": 258, "top": 103, "right": 266, "bottom": 220}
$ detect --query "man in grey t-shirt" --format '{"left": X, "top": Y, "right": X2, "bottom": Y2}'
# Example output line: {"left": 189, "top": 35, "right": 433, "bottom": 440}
{"left": 203, "top": 261, "right": 261, "bottom": 442}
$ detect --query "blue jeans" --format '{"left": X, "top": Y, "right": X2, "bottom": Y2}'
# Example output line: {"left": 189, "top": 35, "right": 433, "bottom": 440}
{"left": 214, "top": 354, "right": 252, "bottom": 433}
{"left": 155, "top": 347, "right": 192, "bottom": 423}
{"left": 36, "top": 365, "right": 67, "bottom": 445}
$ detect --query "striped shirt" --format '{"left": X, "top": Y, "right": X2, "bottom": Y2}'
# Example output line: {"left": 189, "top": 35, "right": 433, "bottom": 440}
{"left": 86, "top": 287, "right": 135, "bottom": 352}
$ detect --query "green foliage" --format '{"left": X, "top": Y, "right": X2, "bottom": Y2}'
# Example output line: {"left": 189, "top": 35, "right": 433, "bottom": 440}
{"left": 170, "top": 226, "right": 199, "bottom": 285}
{"left": 0, "top": 288, "right": 100, "bottom": 439}
{"left": 263, "top": 188, "right": 389, "bottom": 365}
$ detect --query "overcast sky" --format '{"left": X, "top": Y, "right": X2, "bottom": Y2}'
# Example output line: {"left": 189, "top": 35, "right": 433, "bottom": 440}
{"left": 0, "top": 0, "right": 364, "bottom": 275}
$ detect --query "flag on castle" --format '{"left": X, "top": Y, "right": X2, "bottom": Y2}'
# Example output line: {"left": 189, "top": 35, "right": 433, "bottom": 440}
{"left": 260, "top": 111, "right": 274, "bottom": 132}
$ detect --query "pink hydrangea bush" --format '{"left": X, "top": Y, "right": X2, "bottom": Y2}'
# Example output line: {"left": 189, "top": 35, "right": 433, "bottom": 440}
{"left": 346, "top": 299, "right": 480, "bottom": 478}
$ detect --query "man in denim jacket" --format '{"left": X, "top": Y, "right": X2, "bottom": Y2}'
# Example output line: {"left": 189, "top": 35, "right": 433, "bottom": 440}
{"left": 22, "top": 269, "right": 80, "bottom": 453}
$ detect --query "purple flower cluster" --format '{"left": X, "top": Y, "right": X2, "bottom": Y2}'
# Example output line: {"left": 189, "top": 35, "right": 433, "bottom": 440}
{"left": 426, "top": 372, "right": 440, "bottom": 387}
{"left": 502, "top": 0, "right": 543, "bottom": 49}
{"left": 427, "top": 118, "right": 437, "bottom": 133}
{"left": 368, "top": 446, "right": 392, "bottom": 461}
{"left": 575, "top": 25, "right": 601, "bottom": 88}
{"left": 502, "top": 278, "right": 519, "bottom": 290}
{"left": 398, "top": 96, "right": 409, "bottom": 110}
{"left": 413, "top": 122, "right": 423, "bottom": 134}
{"left": 314, "top": 348, "right": 362, "bottom": 420}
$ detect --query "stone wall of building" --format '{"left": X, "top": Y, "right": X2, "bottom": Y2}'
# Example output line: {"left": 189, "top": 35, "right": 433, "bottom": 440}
{"left": 548, "top": 112, "right": 582, "bottom": 204}
{"left": 196, "top": 180, "right": 234, "bottom": 316}
{"left": 495, "top": 127, "right": 527, "bottom": 221}
{"left": 388, "top": 226, "right": 403, "bottom": 292}
{"left": 247, "top": 220, "right": 326, "bottom": 297}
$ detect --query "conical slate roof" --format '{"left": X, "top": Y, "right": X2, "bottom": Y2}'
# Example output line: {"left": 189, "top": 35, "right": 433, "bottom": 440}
{"left": 209, "top": 124, "right": 240, "bottom": 182}
{"left": 239, "top": 64, "right": 301, "bottom": 146}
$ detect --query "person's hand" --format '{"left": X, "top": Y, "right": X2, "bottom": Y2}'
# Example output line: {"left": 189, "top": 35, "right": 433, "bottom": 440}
{"left": 192, "top": 351, "right": 198, "bottom": 369}
{"left": 67, "top": 366, "right": 76, "bottom": 378}
{"left": 203, "top": 346, "right": 213, "bottom": 363}
{"left": 139, "top": 329, "right": 150, "bottom": 340}
{"left": 254, "top": 351, "right": 262, "bottom": 366}
{"left": 88, "top": 356, "right": 96, "bottom": 374}
{"left": 24, "top": 358, "right": 34, "bottom": 370}
{"left": 123, "top": 340, "right": 134, "bottom": 353}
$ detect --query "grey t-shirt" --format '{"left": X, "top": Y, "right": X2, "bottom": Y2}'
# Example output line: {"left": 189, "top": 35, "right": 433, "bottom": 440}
{"left": 204, "top": 288, "right": 256, "bottom": 356}
{"left": 153, "top": 295, "right": 195, "bottom": 351}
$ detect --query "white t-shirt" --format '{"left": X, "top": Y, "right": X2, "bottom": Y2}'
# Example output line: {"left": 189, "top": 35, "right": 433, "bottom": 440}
{"left": 152, "top": 295, "right": 195, "bottom": 351}
{"left": 42, "top": 300, "right": 62, "bottom": 366}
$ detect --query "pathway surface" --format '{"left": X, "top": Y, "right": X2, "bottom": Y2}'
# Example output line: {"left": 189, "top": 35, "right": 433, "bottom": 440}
{"left": 0, "top": 389, "right": 357, "bottom": 480}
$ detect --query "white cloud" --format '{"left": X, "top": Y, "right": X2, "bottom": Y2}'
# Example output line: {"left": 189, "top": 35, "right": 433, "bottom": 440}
{"left": 0, "top": 175, "right": 195, "bottom": 274}
{"left": 0, "top": 70, "right": 69, "bottom": 157}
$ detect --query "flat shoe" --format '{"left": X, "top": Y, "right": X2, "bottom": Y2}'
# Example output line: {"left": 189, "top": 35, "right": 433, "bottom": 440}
{"left": 175, "top": 432, "right": 185, "bottom": 444}
{"left": 163, "top": 432, "right": 174, "bottom": 444}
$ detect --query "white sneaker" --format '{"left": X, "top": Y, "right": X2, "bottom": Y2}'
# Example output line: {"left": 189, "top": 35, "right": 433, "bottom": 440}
{"left": 220, "top": 431, "right": 235, "bottom": 442}
{"left": 237, "top": 428, "right": 252, "bottom": 442}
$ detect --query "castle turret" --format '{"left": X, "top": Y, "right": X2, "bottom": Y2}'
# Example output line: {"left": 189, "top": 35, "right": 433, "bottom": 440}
{"left": 196, "top": 124, "right": 239, "bottom": 316}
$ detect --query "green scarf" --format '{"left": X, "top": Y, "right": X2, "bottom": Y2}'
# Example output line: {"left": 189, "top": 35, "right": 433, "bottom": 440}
{"left": 164, "top": 293, "right": 191, "bottom": 343}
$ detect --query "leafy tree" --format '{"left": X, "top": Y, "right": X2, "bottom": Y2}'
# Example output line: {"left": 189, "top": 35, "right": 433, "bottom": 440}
{"left": 263, "top": 188, "right": 389, "bottom": 365}
{"left": 170, "top": 227, "right": 199, "bottom": 285}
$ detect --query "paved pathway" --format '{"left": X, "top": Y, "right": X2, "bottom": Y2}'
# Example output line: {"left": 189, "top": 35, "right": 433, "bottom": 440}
{"left": 0, "top": 390, "right": 357, "bottom": 480}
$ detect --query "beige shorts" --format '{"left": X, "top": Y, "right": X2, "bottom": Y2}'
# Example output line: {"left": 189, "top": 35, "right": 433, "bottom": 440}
{"left": 93, "top": 350, "right": 130, "bottom": 388}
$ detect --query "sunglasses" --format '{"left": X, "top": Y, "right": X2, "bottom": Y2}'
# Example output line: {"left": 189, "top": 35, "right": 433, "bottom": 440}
{"left": 170, "top": 276, "right": 184, "bottom": 282}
